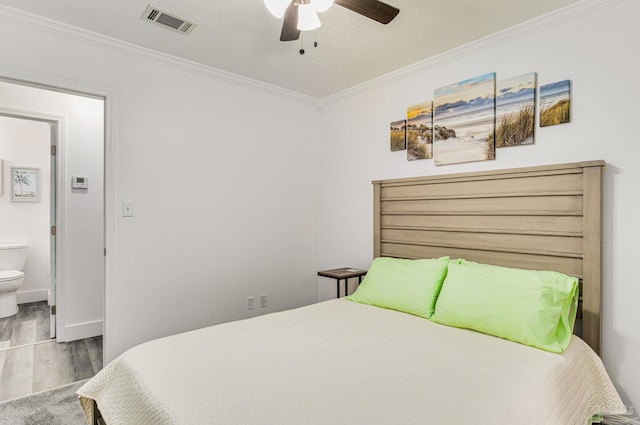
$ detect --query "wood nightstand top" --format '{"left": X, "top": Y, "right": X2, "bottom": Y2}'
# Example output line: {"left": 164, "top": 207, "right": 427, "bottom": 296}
{"left": 317, "top": 267, "right": 367, "bottom": 279}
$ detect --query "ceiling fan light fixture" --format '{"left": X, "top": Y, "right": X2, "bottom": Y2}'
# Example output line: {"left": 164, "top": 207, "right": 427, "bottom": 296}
{"left": 297, "top": 3, "right": 321, "bottom": 31}
{"left": 264, "top": 0, "right": 291, "bottom": 18}
{"left": 312, "top": 0, "right": 334, "bottom": 13}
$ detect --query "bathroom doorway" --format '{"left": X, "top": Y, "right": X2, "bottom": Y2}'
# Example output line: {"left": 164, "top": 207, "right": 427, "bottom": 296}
{"left": 0, "top": 80, "right": 105, "bottom": 342}
{"left": 0, "top": 80, "right": 105, "bottom": 400}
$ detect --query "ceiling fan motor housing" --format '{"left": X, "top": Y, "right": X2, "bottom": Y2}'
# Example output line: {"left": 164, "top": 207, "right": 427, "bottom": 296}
{"left": 279, "top": 0, "right": 399, "bottom": 42}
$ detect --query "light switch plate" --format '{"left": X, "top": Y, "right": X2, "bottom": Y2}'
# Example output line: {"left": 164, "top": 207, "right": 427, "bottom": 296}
{"left": 122, "top": 201, "right": 134, "bottom": 217}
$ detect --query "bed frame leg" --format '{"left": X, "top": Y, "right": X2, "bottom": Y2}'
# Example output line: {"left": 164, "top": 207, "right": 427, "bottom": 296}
{"left": 93, "top": 400, "right": 105, "bottom": 425}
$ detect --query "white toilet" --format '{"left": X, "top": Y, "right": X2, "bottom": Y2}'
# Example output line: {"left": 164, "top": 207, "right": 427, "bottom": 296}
{"left": 0, "top": 243, "right": 30, "bottom": 319}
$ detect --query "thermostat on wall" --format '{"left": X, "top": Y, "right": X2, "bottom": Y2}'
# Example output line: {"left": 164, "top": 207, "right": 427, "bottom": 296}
{"left": 72, "top": 176, "right": 89, "bottom": 189}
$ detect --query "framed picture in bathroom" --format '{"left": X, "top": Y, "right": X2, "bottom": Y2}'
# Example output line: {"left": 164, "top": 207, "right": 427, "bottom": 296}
{"left": 11, "top": 167, "right": 40, "bottom": 202}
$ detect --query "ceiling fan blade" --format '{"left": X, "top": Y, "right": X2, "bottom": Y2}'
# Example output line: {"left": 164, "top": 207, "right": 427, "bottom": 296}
{"left": 280, "top": 2, "right": 300, "bottom": 41}
{"left": 334, "top": 0, "right": 399, "bottom": 24}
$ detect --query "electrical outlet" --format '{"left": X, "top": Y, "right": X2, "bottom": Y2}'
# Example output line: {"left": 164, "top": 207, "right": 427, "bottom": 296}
{"left": 260, "top": 294, "right": 268, "bottom": 308}
{"left": 246, "top": 296, "right": 254, "bottom": 310}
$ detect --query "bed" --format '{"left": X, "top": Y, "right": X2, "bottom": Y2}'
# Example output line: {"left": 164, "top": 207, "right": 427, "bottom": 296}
{"left": 78, "top": 160, "right": 626, "bottom": 425}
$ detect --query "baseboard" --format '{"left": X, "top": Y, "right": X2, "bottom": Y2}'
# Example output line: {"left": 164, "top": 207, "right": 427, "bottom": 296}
{"left": 16, "top": 289, "right": 49, "bottom": 304}
{"left": 58, "top": 319, "right": 103, "bottom": 342}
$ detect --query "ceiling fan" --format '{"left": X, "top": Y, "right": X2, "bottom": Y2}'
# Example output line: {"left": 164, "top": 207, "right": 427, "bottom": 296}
{"left": 263, "top": 0, "right": 400, "bottom": 42}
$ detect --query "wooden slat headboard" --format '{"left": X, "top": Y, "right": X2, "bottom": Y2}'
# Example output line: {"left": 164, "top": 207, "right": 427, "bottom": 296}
{"left": 372, "top": 161, "right": 604, "bottom": 354}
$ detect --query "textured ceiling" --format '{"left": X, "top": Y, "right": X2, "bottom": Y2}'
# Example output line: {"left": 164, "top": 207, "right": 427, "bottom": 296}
{"left": 0, "top": 0, "right": 582, "bottom": 98}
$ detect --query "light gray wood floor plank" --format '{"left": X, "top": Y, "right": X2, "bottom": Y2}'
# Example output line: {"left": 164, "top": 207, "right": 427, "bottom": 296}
{"left": 0, "top": 349, "right": 6, "bottom": 385}
{"left": 35, "top": 307, "right": 50, "bottom": 341}
{"left": 0, "top": 302, "right": 52, "bottom": 346}
{"left": 0, "top": 344, "right": 35, "bottom": 401}
{"left": 31, "top": 337, "right": 101, "bottom": 393}
{"left": 0, "top": 315, "right": 15, "bottom": 344}
{"left": 85, "top": 337, "right": 103, "bottom": 374}
{"left": 11, "top": 319, "right": 36, "bottom": 347}
{"left": 32, "top": 340, "right": 74, "bottom": 393}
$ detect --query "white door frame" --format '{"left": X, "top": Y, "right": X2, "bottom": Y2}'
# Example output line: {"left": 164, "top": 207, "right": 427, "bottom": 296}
{"left": 0, "top": 68, "right": 116, "bottom": 365}
{"left": 0, "top": 107, "right": 64, "bottom": 339}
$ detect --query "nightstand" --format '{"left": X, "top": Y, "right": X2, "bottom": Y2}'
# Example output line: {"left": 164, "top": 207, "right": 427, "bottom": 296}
{"left": 318, "top": 267, "right": 367, "bottom": 298}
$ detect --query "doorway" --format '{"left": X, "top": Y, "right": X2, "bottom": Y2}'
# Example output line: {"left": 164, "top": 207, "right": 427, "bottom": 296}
{"left": 0, "top": 80, "right": 106, "bottom": 400}
{"left": 0, "top": 80, "right": 105, "bottom": 342}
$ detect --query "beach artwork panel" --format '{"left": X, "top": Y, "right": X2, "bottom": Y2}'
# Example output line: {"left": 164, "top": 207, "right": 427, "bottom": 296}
{"left": 390, "top": 119, "right": 407, "bottom": 151}
{"left": 540, "top": 80, "right": 571, "bottom": 127}
{"left": 494, "top": 73, "right": 536, "bottom": 148}
{"left": 434, "top": 72, "right": 496, "bottom": 166}
{"left": 406, "top": 102, "right": 433, "bottom": 160}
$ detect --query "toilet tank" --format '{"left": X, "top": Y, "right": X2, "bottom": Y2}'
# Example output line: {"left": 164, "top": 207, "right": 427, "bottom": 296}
{"left": 0, "top": 244, "right": 30, "bottom": 271}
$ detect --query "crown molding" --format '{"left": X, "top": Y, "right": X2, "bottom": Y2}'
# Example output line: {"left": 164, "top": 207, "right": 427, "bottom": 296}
{"left": 0, "top": 0, "right": 625, "bottom": 108}
{"left": 0, "top": 4, "right": 320, "bottom": 107}
{"left": 320, "top": 0, "right": 626, "bottom": 106}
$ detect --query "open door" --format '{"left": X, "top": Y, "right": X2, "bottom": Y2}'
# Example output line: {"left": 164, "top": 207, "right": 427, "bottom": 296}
{"left": 49, "top": 123, "right": 57, "bottom": 339}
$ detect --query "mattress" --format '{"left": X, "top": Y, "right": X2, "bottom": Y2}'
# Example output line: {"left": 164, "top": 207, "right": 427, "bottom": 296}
{"left": 78, "top": 299, "right": 625, "bottom": 425}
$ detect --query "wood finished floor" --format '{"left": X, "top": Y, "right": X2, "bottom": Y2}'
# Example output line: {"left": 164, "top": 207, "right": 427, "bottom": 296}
{"left": 0, "top": 301, "right": 52, "bottom": 347}
{"left": 0, "top": 302, "right": 102, "bottom": 402}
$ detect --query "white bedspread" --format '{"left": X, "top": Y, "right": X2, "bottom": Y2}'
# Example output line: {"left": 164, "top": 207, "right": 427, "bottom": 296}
{"left": 78, "top": 299, "right": 625, "bottom": 425}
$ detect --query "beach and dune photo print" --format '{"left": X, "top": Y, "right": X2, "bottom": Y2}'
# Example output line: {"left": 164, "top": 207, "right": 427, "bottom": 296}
{"left": 540, "top": 79, "right": 571, "bottom": 127}
{"left": 493, "top": 73, "right": 536, "bottom": 148}
{"left": 433, "top": 72, "right": 496, "bottom": 166}
{"left": 406, "top": 101, "right": 433, "bottom": 160}
{"left": 390, "top": 119, "right": 407, "bottom": 151}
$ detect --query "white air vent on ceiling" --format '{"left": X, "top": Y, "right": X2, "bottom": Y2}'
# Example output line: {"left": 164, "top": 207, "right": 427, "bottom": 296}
{"left": 141, "top": 5, "right": 197, "bottom": 35}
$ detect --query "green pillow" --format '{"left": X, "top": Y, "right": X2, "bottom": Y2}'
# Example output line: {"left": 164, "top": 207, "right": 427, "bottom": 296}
{"left": 346, "top": 256, "right": 449, "bottom": 319}
{"left": 431, "top": 260, "right": 579, "bottom": 353}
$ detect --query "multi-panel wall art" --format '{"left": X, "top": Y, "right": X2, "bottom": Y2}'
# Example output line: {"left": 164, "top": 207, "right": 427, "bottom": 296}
{"left": 390, "top": 72, "right": 571, "bottom": 165}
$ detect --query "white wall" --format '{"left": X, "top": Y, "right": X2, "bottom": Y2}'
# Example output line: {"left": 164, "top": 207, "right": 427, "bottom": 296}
{"left": 111, "top": 72, "right": 320, "bottom": 355}
{"left": 318, "top": 0, "right": 640, "bottom": 411}
{"left": 0, "top": 116, "right": 50, "bottom": 303}
{"left": 0, "top": 6, "right": 321, "bottom": 360}
{"left": 0, "top": 82, "right": 105, "bottom": 341}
